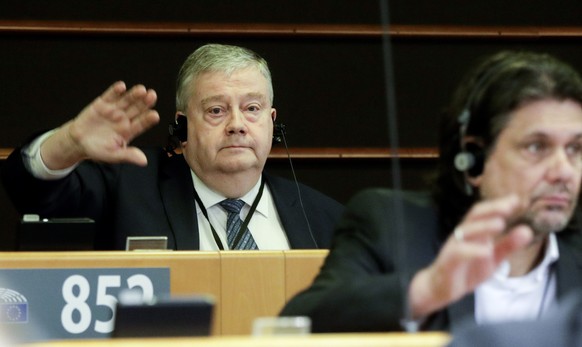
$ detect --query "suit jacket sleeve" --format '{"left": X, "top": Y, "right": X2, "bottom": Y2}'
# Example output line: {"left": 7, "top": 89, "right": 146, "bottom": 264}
{"left": 0, "top": 146, "right": 192, "bottom": 250}
{"left": 280, "top": 189, "right": 439, "bottom": 332}
{"left": 1, "top": 146, "right": 114, "bottom": 219}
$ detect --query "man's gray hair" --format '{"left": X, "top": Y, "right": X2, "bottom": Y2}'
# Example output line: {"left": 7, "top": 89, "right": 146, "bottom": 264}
{"left": 176, "top": 44, "right": 274, "bottom": 112}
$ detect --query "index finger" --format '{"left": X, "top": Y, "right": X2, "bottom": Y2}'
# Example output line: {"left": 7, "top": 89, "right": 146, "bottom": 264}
{"left": 455, "top": 195, "right": 526, "bottom": 241}
{"left": 116, "top": 84, "right": 150, "bottom": 111}
{"left": 464, "top": 194, "right": 525, "bottom": 224}
{"left": 100, "top": 81, "right": 127, "bottom": 103}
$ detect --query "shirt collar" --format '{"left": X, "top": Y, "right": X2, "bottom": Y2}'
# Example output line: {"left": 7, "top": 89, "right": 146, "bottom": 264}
{"left": 494, "top": 232, "right": 560, "bottom": 283}
{"left": 190, "top": 170, "right": 269, "bottom": 217}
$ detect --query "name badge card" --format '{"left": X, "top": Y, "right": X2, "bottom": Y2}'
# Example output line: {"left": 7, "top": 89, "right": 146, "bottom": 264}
{"left": 0, "top": 268, "right": 170, "bottom": 341}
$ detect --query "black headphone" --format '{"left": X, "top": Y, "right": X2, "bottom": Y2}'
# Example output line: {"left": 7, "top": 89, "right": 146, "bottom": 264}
{"left": 454, "top": 140, "right": 484, "bottom": 177}
{"left": 453, "top": 107, "right": 485, "bottom": 196}
{"left": 453, "top": 107, "right": 484, "bottom": 178}
{"left": 453, "top": 63, "right": 502, "bottom": 180}
{"left": 452, "top": 60, "right": 509, "bottom": 196}
{"left": 168, "top": 114, "right": 188, "bottom": 142}
{"left": 168, "top": 114, "right": 286, "bottom": 145}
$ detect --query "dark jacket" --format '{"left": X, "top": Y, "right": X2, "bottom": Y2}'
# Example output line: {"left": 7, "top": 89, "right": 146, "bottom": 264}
{"left": 1, "top": 147, "right": 344, "bottom": 250}
{"left": 281, "top": 189, "right": 582, "bottom": 333}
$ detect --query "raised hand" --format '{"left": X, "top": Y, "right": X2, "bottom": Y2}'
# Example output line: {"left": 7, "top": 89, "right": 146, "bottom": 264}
{"left": 41, "top": 81, "right": 160, "bottom": 169}
{"left": 408, "top": 195, "right": 534, "bottom": 318}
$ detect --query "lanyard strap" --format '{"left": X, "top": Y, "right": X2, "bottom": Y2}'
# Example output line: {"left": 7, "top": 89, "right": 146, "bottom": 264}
{"left": 193, "top": 177, "right": 265, "bottom": 250}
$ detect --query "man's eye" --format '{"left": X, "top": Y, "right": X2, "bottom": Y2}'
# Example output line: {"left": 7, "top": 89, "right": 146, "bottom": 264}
{"left": 210, "top": 108, "right": 222, "bottom": 115}
{"left": 567, "top": 143, "right": 582, "bottom": 157}
{"left": 526, "top": 142, "right": 546, "bottom": 154}
{"left": 247, "top": 105, "right": 260, "bottom": 112}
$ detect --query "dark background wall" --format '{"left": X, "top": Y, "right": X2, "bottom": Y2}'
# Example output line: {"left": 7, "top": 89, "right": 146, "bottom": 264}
{"left": 1, "top": 1, "right": 581, "bottom": 250}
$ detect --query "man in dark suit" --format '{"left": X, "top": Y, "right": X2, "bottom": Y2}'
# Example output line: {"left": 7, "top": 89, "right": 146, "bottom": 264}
{"left": 1, "top": 44, "right": 343, "bottom": 250}
{"left": 281, "top": 51, "right": 582, "bottom": 333}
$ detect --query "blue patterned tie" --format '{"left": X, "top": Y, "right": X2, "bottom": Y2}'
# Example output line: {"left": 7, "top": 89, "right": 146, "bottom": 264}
{"left": 219, "top": 199, "right": 258, "bottom": 250}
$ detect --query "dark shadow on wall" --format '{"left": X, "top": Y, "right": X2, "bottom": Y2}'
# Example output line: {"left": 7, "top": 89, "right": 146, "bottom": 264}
{"left": 0, "top": 160, "right": 19, "bottom": 250}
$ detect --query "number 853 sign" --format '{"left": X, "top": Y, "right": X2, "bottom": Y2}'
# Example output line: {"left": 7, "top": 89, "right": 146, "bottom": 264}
{"left": 0, "top": 268, "right": 170, "bottom": 341}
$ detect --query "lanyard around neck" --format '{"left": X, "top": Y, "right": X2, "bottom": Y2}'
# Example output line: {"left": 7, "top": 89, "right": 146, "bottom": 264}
{"left": 193, "top": 177, "right": 265, "bottom": 250}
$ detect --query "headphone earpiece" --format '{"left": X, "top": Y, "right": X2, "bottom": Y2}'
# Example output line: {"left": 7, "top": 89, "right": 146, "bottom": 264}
{"left": 454, "top": 142, "right": 484, "bottom": 177}
{"left": 454, "top": 151, "right": 474, "bottom": 173}
{"left": 454, "top": 62, "right": 501, "bottom": 195}
{"left": 169, "top": 115, "right": 187, "bottom": 142}
{"left": 169, "top": 115, "right": 285, "bottom": 145}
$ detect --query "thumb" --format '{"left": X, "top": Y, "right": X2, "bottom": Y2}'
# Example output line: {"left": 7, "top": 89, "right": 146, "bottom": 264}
{"left": 493, "top": 225, "right": 534, "bottom": 264}
{"left": 112, "top": 147, "right": 149, "bottom": 167}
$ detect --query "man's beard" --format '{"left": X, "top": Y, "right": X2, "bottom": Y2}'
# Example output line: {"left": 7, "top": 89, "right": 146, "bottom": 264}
{"left": 520, "top": 183, "right": 576, "bottom": 239}
{"left": 522, "top": 208, "right": 570, "bottom": 238}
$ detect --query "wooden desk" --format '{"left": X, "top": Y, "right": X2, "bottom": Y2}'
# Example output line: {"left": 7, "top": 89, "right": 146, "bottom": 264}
{"left": 26, "top": 333, "right": 451, "bottom": 347}
{"left": 0, "top": 250, "right": 327, "bottom": 336}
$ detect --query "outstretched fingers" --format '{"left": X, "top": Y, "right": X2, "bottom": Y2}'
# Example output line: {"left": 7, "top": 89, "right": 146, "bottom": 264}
{"left": 110, "top": 146, "right": 149, "bottom": 167}
{"left": 457, "top": 195, "right": 525, "bottom": 242}
{"left": 130, "top": 109, "right": 161, "bottom": 139}
{"left": 101, "top": 84, "right": 159, "bottom": 138}
{"left": 426, "top": 195, "right": 533, "bottom": 306}
{"left": 100, "top": 81, "right": 127, "bottom": 103}
{"left": 117, "top": 85, "right": 156, "bottom": 119}
{"left": 493, "top": 225, "right": 534, "bottom": 263}
{"left": 69, "top": 82, "right": 160, "bottom": 166}
{"left": 94, "top": 83, "right": 157, "bottom": 123}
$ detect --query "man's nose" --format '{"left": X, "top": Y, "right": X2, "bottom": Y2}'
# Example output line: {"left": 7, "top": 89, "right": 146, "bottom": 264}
{"left": 226, "top": 109, "right": 247, "bottom": 135}
{"left": 546, "top": 148, "right": 577, "bottom": 183}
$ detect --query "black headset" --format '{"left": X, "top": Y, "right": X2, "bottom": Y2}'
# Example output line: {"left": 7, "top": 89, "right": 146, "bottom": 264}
{"left": 168, "top": 114, "right": 286, "bottom": 145}
{"left": 452, "top": 59, "right": 511, "bottom": 196}
{"left": 453, "top": 108, "right": 485, "bottom": 178}
{"left": 452, "top": 62, "right": 504, "bottom": 181}
{"left": 168, "top": 115, "right": 188, "bottom": 142}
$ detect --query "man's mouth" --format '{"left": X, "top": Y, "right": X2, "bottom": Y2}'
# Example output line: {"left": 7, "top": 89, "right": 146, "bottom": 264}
{"left": 535, "top": 195, "right": 571, "bottom": 209}
{"left": 221, "top": 145, "right": 251, "bottom": 152}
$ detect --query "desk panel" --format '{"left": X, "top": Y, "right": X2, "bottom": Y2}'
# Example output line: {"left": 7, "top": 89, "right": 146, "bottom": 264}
{"left": 284, "top": 251, "right": 326, "bottom": 301}
{"left": 0, "top": 250, "right": 328, "bottom": 337}
{"left": 221, "top": 252, "right": 286, "bottom": 335}
{"left": 25, "top": 332, "right": 451, "bottom": 347}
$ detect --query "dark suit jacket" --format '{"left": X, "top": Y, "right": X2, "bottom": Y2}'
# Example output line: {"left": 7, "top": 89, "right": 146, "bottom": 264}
{"left": 1, "top": 147, "right": 344, "bottom": 250}
{"left": 280, "top": 188, "right": 582, "bottom": 333}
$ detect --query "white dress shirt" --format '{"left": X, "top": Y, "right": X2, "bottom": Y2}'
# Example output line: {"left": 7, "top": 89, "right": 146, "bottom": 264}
{"left": 191, "top": 172, "right": 290, "bottom": 251}
{"left": 475, "top": 233, "right": 559, "bottom": 324}
{"left": 22, "top": 130, "right": 78, "bottom": 180}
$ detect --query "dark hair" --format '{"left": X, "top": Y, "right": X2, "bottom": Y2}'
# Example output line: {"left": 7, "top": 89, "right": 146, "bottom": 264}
{"left": 432, "top": 51, "right": 582, "bottom": 239}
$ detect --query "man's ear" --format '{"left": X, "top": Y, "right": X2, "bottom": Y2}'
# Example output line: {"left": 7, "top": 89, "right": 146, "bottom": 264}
{"left": 271, "top": 108, "right": 277, "bottom": 122}
{"left": 169, "top": 112, "right": 188, "bottom": 143}
{"left": 467, "top": 173, "right": 482, "bottom": 189}
{"left": 457, "top": 137, "right": 485, "bottom": 177}
{"left": 465, "top": 139, "right": 484, "bottom": 189}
